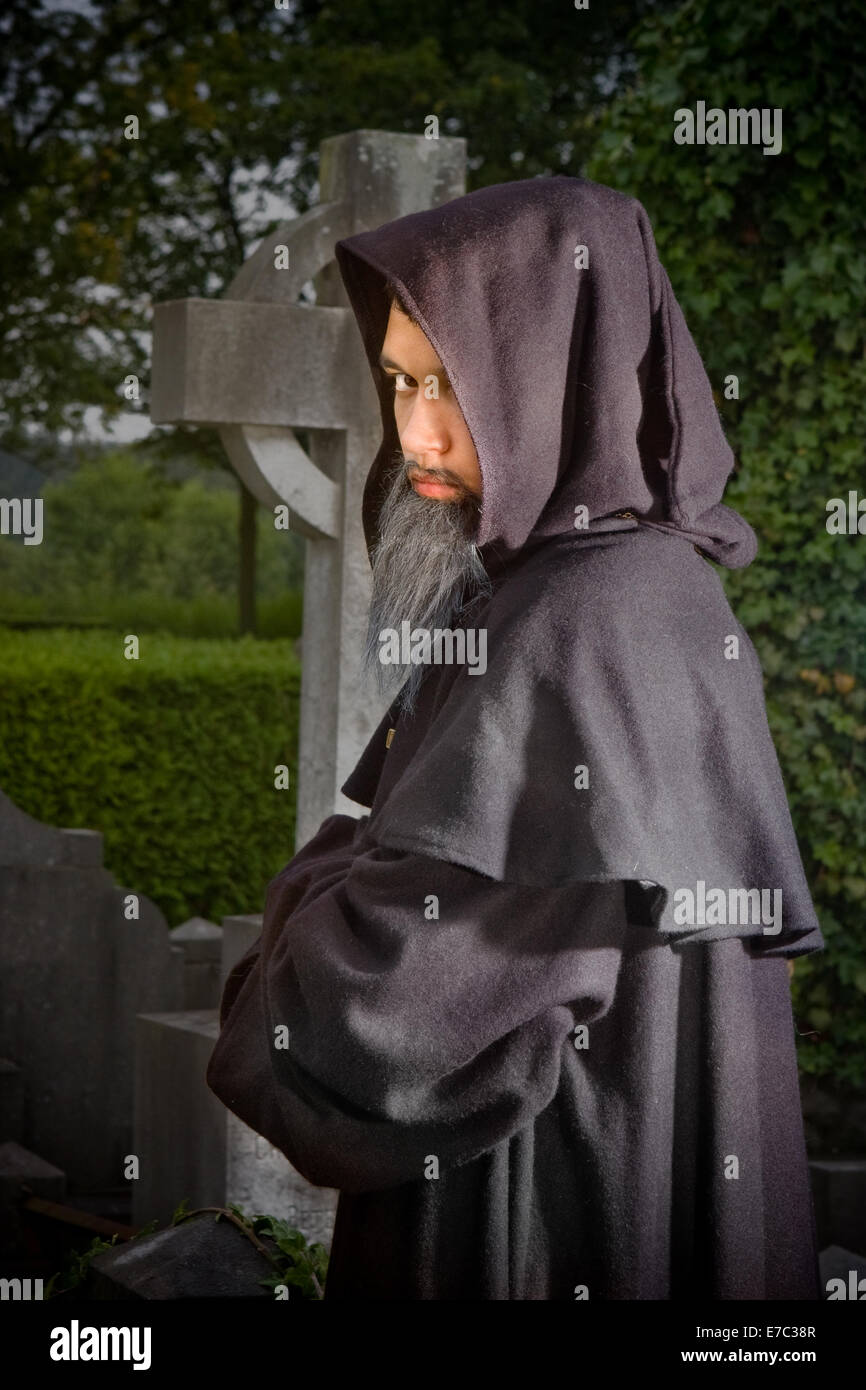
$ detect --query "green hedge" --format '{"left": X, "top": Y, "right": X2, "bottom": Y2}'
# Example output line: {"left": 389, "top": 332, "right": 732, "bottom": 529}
{"left": 0, "top": 588, "right": 303, "bottom": 640}
{"left": 0, "top": 630, "right": 301, "bottom": 928}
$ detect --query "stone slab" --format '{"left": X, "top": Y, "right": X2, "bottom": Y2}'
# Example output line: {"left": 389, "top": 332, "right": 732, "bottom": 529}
{"left": 0, "top": 1139, "right": 66, "bottom": 1258}
{"left": 87, "top": 1211, "right": 281, "bottom": 1299}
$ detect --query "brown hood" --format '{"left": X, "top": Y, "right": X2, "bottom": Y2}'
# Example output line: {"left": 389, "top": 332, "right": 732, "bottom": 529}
{"left": 335, "top": 174, "right": 757, "bottom": 573}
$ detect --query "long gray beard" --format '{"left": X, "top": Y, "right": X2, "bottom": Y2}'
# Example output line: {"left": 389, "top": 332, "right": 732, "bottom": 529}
{"left": 361, "top": 455, "right": 492, "bottom": 717}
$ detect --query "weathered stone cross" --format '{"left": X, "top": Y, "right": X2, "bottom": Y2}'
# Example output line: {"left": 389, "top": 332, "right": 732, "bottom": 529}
{"left": 151, "top": 130, "right": 466, "bottom": 846}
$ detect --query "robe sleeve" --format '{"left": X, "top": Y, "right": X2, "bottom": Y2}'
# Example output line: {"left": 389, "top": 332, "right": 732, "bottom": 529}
{"left": 206, "top": 820, "right": 630, "bottom": 1195}
{"left": 217, "top": 813, "right": 368, "bottom": 1026}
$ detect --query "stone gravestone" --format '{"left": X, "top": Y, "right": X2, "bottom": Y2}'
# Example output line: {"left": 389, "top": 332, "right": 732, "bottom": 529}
{"left": 133, "top": 917, "right": 333, "bottom": 1243}
{"left": 0, "top": 789, "right": 188, "bottom": 1190}
{"left": 136, "top": 129, "right": 468, "bottom": 1247}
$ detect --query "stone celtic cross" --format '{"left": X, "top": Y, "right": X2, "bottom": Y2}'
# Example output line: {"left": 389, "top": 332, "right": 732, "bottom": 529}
{"left": 151, "top": 129, "right": 467, "bottom": 845}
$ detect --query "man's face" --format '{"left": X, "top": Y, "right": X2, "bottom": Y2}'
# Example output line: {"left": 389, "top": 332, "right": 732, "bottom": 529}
{"left": 378, "top": 304, "right": 483, "bottom": 503}
{"left": 361, "top": 302, "right": 491, "bottom": 715}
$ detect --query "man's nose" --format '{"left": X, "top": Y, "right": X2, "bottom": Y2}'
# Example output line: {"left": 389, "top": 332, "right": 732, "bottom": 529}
{"left": 400, "top": 396, "right": 449, "bottom": 457}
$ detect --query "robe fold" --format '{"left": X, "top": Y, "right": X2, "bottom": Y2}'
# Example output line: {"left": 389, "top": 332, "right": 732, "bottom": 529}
{"left": 206, "top": 174, "right": 825, "bottom": 1300}
{"left": 211, "top": 804, "right": 820, "bottom": 1299}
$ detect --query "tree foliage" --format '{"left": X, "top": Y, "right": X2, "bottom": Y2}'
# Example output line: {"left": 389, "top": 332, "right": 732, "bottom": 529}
{"left": 0, "top": 0, "right": 671, "bottom": 441}
{"left": 585, "top": 0, "right": 866, "bottom": 1090}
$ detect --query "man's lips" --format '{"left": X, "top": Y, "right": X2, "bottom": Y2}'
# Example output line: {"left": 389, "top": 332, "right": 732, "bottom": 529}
{"left": 409, "top": 471, "right": 462, "bottom": 498}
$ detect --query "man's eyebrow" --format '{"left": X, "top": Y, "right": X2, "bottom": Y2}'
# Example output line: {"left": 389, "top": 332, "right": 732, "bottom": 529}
{"left": 377, "top": 352, "right": 449, "bottom": 378}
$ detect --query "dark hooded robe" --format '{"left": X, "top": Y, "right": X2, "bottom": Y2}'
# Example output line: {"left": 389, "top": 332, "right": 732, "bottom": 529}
{"left": 206, "top": 175, "right": 825, "bottom": 1301}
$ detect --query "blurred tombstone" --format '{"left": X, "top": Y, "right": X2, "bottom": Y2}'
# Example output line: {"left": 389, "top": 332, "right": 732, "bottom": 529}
{"left": 0, "top": 789, "right": 186, "bottom": 1190}
{"left": 169, "top": 917, "right": 223, "bottom": 1011}
{"left": 133, "top": 918, "right": 339, "bottom": 1249}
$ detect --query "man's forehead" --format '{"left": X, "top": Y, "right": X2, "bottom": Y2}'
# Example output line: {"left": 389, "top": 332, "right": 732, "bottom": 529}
{"left": 380, "top": 309, "right": 444, "bottom": 366}
{"left": 377, "top": 351, "right": 446, "bottom": 372}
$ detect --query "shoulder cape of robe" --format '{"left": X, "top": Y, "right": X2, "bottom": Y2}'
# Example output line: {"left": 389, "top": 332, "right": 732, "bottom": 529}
{"left": 206, "top": 175, "right": 825, "bottom": 1300}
